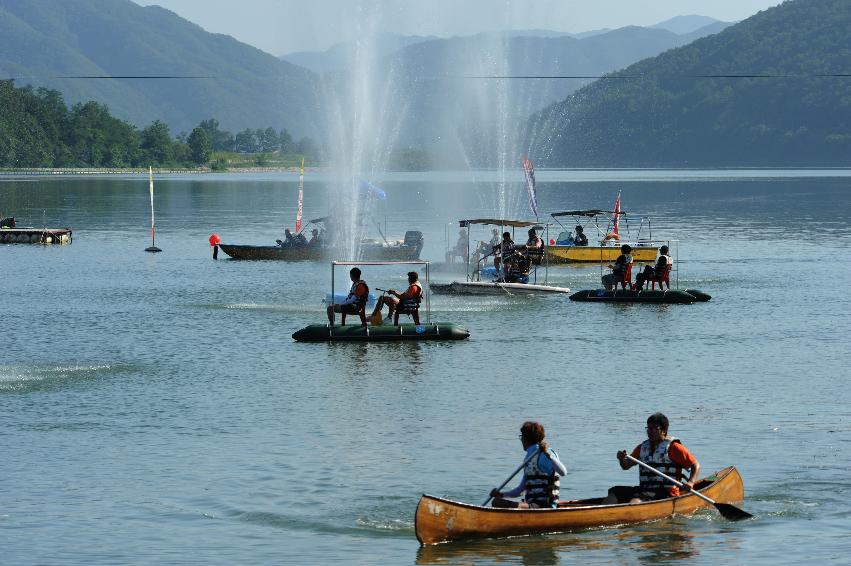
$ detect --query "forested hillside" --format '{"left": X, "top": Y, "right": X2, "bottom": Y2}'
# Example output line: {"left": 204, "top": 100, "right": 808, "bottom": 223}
{"left": 0, "top": 81, "right": 314, "bottom": 168}
{"left": 531, "top": 0, "right": 851, "bottom": 167}
{"left": 0, "top": 0, "right": 319, "bottom": 135}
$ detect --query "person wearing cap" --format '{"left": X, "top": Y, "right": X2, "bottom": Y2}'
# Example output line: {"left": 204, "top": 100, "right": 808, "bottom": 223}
{"left": 634, "top": 245, "right": 673, "bottom": 291}
{"left": 308, "top": 228, "right": 321, "bottom": 246}
{"left": 602, "top": 244, "right": 633, "bottom": 290}
{"left": 573, "top": 225, "right": 588, "bottom": 246}
{"left": 371, "top": 271, "right": 423, "bottom": 324}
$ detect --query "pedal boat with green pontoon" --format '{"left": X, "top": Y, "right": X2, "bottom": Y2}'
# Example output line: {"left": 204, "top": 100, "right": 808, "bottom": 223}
{"left": 292, "top": 260, "right": 471, "bottom": 342}
{"left": 415, "top": 465, "right": 744, "bottom": 545}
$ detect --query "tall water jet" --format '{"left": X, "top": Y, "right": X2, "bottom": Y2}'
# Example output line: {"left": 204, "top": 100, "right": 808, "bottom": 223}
{"left": 317, "top": 2, "right": 407, "bottom": 260}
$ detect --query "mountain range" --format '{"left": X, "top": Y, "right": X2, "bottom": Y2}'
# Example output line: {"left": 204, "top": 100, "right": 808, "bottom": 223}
{"left": 1, "top": 0, "right": 732, "bottom": 145}
{"left": 0, "top": 0, "right": 319, "bottom": 136}
{"left": 530, "top": 0, "right": 851, "bottom": 167}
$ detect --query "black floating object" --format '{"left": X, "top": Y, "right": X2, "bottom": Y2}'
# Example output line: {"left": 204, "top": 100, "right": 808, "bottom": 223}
{"left": 145, "top": 246, "right": 162, "bottom": 253}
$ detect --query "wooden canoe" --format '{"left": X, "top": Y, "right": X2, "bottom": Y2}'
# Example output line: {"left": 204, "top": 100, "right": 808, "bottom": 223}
{"left": 415, "top": 466, "right": 744, "bottom": 545}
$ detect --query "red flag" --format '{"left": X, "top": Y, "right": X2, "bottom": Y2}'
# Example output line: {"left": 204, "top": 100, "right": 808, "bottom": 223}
{"left": 612, "top": 191, "right": 621, "bottom": 236}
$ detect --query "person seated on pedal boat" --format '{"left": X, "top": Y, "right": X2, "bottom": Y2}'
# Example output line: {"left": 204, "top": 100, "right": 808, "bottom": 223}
{"left": 371, "top": 271, "right": 422, "bottom": 324}
{"left": 490, "top": 421, "right": 567, "bottom": 509}
{"left": 602, "top": 412, "right": 701, "bottom": 504}
{"left": 327, "top": 267, "right": 370, "bottom": 327}
{"left": 602, "top": 244, "right": 633, "bottom": 290}
{"left": 494, "top": 231, "right": 516, "bottom": 280}
{"left": 308, "top": 228, "right": 322, "bottom": 247}
{"left": 573, "top": 225, "right": 588, "bottom": 246}
{"left": 634, "top": 245, "right": 673, "bottom": 291}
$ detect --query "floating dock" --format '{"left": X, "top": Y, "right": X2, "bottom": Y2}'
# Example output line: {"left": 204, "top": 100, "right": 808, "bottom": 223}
{"left": 0, "top": 228, "right": 73, "bottom": 244}
{"left": 292, "top": 322, "right": 470, "bottom": 342}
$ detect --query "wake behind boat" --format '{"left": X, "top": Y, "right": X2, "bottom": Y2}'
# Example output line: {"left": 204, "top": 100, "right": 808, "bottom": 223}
{"left": 415, "top": 466, "right": 744, "bottom": 545}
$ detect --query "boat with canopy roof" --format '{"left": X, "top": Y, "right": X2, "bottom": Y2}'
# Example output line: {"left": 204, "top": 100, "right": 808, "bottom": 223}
{"left": 546, "top": 193, "right": 664, "bottom": 264}
{"left": 429, "top": 218, "right": 571, "bottom": 296}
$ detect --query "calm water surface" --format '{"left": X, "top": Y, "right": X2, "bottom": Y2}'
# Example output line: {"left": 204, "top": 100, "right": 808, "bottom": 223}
{"left": 1, "top": 171, "right": 850, "bottom": 564}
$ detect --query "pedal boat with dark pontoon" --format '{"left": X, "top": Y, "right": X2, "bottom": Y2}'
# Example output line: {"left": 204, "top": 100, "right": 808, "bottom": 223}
{"left": 569, "top": 239, "right": 711, "bottom": 304}
{"left": 570, "top": 288, "right": 711, "bottom": 304}
{"left": 415, "top": 465, "right": 744, "bottom": 545}
{"left": 429, "top": 219, "right": 570, "bottom": 296}
{"left": 293, "top": 260, "right": 471, "bottom": 342}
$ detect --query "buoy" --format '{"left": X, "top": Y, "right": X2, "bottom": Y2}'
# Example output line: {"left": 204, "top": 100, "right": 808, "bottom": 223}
{"left": 550, "top": 239, "right": 555, "bottom": 245}
{"left": 209, "top": 233, "right": 221, "bottom": 260}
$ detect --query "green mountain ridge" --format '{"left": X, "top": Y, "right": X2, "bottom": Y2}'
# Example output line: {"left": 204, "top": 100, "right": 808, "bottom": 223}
{"left": 532, "top": 0, "right": 851, "bottom": 167}
{"left": 0, "top": 0, "right": 320, "bottom": 136}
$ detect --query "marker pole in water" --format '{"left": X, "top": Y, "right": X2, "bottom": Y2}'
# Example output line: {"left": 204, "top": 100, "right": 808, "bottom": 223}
{"left": 145, "top": 166, "right": 162, "bottom": 252}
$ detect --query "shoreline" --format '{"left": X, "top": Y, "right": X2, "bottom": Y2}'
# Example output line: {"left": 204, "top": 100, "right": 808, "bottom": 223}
{"left": 0, "top": 166, "right": 320, "bottom": 176}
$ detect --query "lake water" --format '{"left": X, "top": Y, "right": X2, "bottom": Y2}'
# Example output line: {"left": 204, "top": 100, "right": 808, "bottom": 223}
{"left": 2, "top": 170, "right": 850, "bottom": 564}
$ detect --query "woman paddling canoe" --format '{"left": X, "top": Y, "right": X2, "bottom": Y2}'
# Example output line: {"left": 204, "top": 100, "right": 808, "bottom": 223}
{"left": 488, "top": 421, "right": 566, "bottom": 509}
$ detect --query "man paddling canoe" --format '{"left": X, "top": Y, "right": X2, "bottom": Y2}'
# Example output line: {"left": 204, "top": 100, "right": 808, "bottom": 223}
{"left": 603, "top": 412, "right": 701, "bottom": 504}
{"left": 490, "top": 421, "right": 567, "bottom": 509}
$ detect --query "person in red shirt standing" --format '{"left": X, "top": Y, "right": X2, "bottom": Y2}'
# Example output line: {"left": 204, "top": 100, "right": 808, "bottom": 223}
{"left": 603, "top": 412, "right": 701, "bottom": 504}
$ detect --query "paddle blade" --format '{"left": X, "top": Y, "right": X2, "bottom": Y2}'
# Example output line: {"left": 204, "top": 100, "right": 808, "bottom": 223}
{"left": 371, "top": 311, "right": 384, "bottom": 326}
{"left": 715, "top": 503, "right": 753, "bottom": 521}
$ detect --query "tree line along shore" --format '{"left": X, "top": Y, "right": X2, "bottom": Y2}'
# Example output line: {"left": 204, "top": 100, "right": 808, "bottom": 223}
{"left": 0, "top": 80, "right": 319, "bottom": 171}
{"left": 0, "top": 80, "right": 433, "bottom": 172}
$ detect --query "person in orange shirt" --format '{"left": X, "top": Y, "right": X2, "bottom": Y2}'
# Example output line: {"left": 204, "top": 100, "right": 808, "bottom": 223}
{"left": 371, "top": 271, "right": 422, "bottom": 324}
{"left": 602, "top": 412, "right": 701, "bottom": 504}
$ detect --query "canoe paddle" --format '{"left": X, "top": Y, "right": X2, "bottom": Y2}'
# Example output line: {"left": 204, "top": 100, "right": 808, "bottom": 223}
{"left": 625, "top": 454, "right": 752, "bottom": 521}
{"left": 482, "top": 446, "right": 542, "bottom": 507}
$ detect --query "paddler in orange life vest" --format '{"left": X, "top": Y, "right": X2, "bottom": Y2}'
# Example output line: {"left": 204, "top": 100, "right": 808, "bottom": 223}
{"left": 326, "top": 267, "right": 369, "bottom": 327}
{"left": 603, "top": 412, "right": 701, "bottom": 504}
{"left": 490, "top": 421, "right": 567, "bottom": 509}
{"left": 371, "top": 271, "right": 422, "bottom": 324}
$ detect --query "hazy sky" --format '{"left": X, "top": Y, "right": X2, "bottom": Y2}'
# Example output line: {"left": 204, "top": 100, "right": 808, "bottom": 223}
{"left": 136, "top": 0, "right": 783, "bottom": 56}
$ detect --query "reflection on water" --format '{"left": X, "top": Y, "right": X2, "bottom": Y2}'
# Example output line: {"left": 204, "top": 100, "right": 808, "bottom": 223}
{"left": 415, "top": 520, "right": 711, "bottom": 565}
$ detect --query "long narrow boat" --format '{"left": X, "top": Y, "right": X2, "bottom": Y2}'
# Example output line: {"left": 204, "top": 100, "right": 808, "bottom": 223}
{"left": 219, "top": 238, "right": 422, "bottom": 261}
{"left": 430, "top": 281, "right": 570, "bottom": 296}
{"left": 415, "top": 466, "right": 744, "bottom": 545}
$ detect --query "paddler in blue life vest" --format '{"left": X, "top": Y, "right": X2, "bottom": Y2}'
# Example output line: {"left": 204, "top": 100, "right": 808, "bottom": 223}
{"left": 490, "top": 421, "right": 567, "bottom": 509}
{"left": 602, "top": 412, "right": 701, "bottom": 504}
